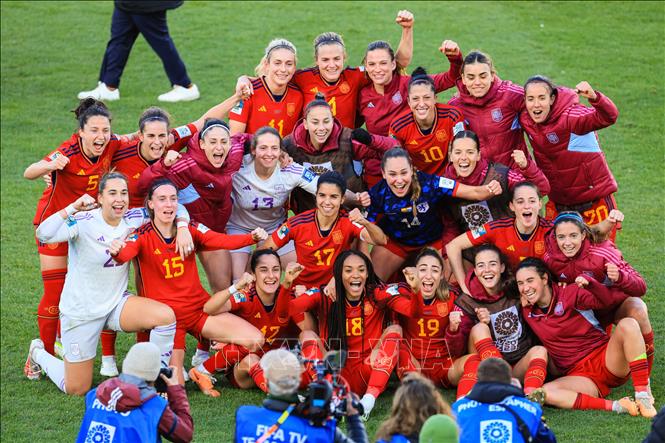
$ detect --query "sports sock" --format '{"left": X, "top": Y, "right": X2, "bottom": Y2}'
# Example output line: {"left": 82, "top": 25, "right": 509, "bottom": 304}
{"left": 150, "top": 321, "right": 176, "bottom": 366}
{"left": 642, "top": 331, "right": 654, "bottom": 374}
{"left": 397, "top": 347, "right": 418, "bottom": 378}
{"left": 100, "top": 330, "right": 116, "bottom": 357}
{"left": 456, "top": 354, "right": 480, "bottom": 399}
{"left": 203, "top": 344, "right": 249, "bottom": 374}
{"left": 629, "top": 354, "right": 650, "bottom": 393}
{"left": 366, "top": 331, "right": 400, "bottom": 398}
{"left": 249, "top": 362, "right": 268, "bottom": 393}
{"left": 573, "top": 393, "right": 612, "bottom": 411}
{"left": 301, "top": 338, "right": 323, "bottom": 381}
{"left": 33, "top": 348, "right": 66, "bottom": 393}
{"left": 474, "top": 337, "right": 502, "bottom": 360}
{"left": 523, "top": 358, "right": 547, "bottom": 393}
{"left": 38, "top": 269, "right": 66, "bottom": 354}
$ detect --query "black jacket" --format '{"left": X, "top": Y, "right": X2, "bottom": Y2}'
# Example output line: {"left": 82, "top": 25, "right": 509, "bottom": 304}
{"left": 115, "top": 1, "right": 183, "bottom": 14}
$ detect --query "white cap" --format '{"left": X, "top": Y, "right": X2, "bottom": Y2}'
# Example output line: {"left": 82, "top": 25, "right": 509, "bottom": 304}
{"left": 122, "top": 342, "right": 161, "bottom": 381}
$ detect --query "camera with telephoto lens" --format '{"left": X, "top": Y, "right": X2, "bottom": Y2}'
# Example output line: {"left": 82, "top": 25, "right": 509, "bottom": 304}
{"left": 154, "top": 364, "right": 173, "bottom": 394}
{"left": 298, "top": 350, "right": 364, "bottom": 426}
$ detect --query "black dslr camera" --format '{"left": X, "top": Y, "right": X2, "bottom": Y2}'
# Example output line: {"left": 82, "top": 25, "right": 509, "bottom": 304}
{"left": 154, "top": 365, "right": 173, "bottom": 394}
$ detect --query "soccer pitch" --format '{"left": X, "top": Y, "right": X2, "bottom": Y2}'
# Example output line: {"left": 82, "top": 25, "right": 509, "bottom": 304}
{"left": 1, "top": 1, "right": 663, "bottom": 441}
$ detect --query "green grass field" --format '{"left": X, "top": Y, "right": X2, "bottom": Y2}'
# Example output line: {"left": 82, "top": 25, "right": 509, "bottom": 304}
{"left": 1, "top": 1, "right": 663, "bottom": 441}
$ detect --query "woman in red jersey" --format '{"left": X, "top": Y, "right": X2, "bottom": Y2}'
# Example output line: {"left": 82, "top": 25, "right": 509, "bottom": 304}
{"left": 188, "top": 250, "right": 303, "bottom": 397}
{"left": 290, "top": 249, "right": 422, "bottom": 419}
{"left": 111, "top": 179, "right": 268, "bottom": 383}
{"left": 520, "top": 77, "right": 620, "bottom": 237}
{"left": 517, "top": 258, "right": 656, "bottom": 418}
{"left": 229, "top": 38, "right": 303, "bottom": 137}
{"left": 454, "top": 245, "right": 549, "bottom": 400}
{"left": 358, "top": 38, "right": 463, "bottom": 186}
{"left": 448, "top": 51, "right": 533, "bottom": 170}
{"left": 24, "top": 99, "right": 124, "bottom": 356}
{"left": 389, "top": 67, "right": 465, "bottom": 175}
{"left": 543, "top": 211, "right": 653, "bottom": 372}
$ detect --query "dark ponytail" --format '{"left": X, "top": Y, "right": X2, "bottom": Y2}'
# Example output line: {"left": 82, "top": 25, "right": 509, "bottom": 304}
{"left": 72, "top": 98, "right": 111, "bottom": 129}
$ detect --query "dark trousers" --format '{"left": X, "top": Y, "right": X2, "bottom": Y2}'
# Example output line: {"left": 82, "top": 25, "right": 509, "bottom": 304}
{"left": 99, "top": 7, "right": 191, "bottom": 88}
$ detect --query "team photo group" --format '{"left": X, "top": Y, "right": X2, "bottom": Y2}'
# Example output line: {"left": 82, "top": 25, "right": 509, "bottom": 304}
{"left": 4, "top": 1, "right": 664, "bottom": 442}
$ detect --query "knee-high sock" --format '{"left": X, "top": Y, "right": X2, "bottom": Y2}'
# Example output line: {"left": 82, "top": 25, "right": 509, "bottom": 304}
{"left": 642, "top": 331, "right": 654, "bottom": 375}
{"left": 474, "top": 338, "right": 502, "bottom": 360}
{"left": 202, "top": 344, "right": 249, "bottom": 374}
{"left": 366, "top": 331, "right": 400, "bottom": 398}
{"left": 249, "top": 362, "right": 268, "bottom": 393}
{"left": 150, "top": 321, "right": 176, "bottom": 366}
{"left": 100, "top": 330, "right": 116, "bottom": 357}
{"left": 33, "top": 348, "right": 66, "bottom": 393}
{"left": 629, "top": 354, "right": 650, "bottom": 393}
{"left": 397, "top": 346, "right": 418, "bottom": 379}
{"left": 523, "top": 358, "right": 547, "bottom": 393}
{"left": 456, "top": 354, "right": 480, "bottom": 399}
{"left": 38, "top": 269, "right": 66, "bottom": 354}
{"left": 573, "top": 393, "right": 612, "bottom": 411}
{"left": 301, "top": 338, "right": 323, "bottom": 382}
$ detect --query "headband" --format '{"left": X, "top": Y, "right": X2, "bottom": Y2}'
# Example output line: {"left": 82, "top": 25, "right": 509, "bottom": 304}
{"left": 199, "top": 123, "right": 229, "bottom": 140}
{"left": 266, "top": 42, "right": 296, "bottom": 58}
{"left": 553, "top": 211, "right": 585, "bottom": 225}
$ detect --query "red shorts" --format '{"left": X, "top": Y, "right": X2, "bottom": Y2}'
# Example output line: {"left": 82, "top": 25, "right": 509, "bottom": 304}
{"left": 546, "top": 194, "right": 620, "bottom": 241}
{"left": 567, "top": 343, "right": 628, "bottom": 397}
{"left": 174, "top": 310, "right": 209, "bottom": 350}
{"left": 384, "top": 238, "right": 443, "bottom": 260}
{"left": 35, "top": 235, "right": 68, "bottom": 257}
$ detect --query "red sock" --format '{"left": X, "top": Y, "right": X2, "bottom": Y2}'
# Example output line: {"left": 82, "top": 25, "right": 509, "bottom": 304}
{"left": 573, "top": 393, "right": 612, "bottom": 411}
{"left": 474, "top": 338, "right": 502, "bottom": 360}
{"left": 397, "top": 347, "right": 418, "bottom": 379}
{"left": 629, "top": 357, "right": 650, "bottom": 392}
{"left": 38, "top": 269, "right": 66, "bottom": 354}
{"left": 249, "top": 362, "right": 268, "bottom": 393}
{"left": 203, "top": 344, "right": 249, "bottom": 374}
{"left": 523, "top": 358, "right": 547, "bottom": 393}
{"left": 136, "top": 331, "right": 150, "bottom": 343}
{"left": 643, "top": 331, "right": 655, "bottom": 374}
{"left": 100, "top": 330, "right": 117, "bottom": 357}
{"left": 366, "top": 331, "right": 400, "bottom": 397}
{"left": 456, "top": 354, "right": 480, "bottom": 399}
{"left": 301, "top": 338, "right": 323, "bottom": 381}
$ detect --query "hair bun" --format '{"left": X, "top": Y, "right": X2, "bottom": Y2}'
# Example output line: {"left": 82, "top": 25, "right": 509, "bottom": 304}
{"left": 411, "top": 66, "right": 429, "bottom": 79}
{"left": 314, "top": 92, "right": 326, "bottom": 101}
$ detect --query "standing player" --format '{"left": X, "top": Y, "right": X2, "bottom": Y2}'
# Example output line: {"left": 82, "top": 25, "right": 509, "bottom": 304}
{"left": 366, "top": 148, "right": 501, "bottom": 281}
{"left": 262, "top": 171, "right": 387, "bottom": 290}
{"left": 517, "top": 258, "right": 656, "bottom": 417}
{"left": 23, "top": 99, "right": 123, "bottom": 357}
{"left": 290, "top": 250, "right": 422, "bottom": 419}
{"left": 25, "top": 172, "right": 188, "bottom": 396}
{"left": 520, "top": 77, "right": 620, "bottom": 236}
{"left": 389, "top": 67, "right": 465, "bottom": 175}
{"left": 229, "top": 39, "right": 304, "bottom": 137}
{"left": 448, "top": 51, "right": 532, "bottom": 169}
{"left": 358, "top": 38, "right": 463, "bottom": 186}
{"left": 110, "top": 178, "right": 268, "bottom": 383}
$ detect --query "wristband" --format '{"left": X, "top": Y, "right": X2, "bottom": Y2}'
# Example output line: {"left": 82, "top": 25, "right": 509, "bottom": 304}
{"left": 65, "top": 204, "right": 77, "bottom": 216}
{"left": 176, "top": 221, "right": 188, "bottom": 229}
{"left": 228, "top": 284, "right": 238, "bottom": 295}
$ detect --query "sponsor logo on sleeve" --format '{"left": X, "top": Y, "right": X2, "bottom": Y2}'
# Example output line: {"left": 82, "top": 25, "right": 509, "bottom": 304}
{"left": 302, "top": 168, "right": 316, "bottom": 182}
{"left": 453, "top": 121, "right": 465, "bottom": 135}
{"left": 230, "top": 101, "right": 244, "bottom": 115}
{"left": 438, "top": 177, "right": 455, "bottom": 190}
{"left": 174, "top": 125, "right": 192, "bottom": 139}
{"left": 233, "top": 292, "right": 247, "bottom": 303}
{"left": 386, "top": 284, "right": 400, "bottom": 296}
{"left": 277, "top": 224, "right": 289, "bottom": 239}
{"left": 197, "top": 223, "right": 210, "bottom": 234}
{"left": 471, "top": 226, "right": 486, "bottom": 239}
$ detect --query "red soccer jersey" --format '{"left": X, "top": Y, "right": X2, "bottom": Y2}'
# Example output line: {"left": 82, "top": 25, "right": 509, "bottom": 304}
{"left": 270, "top": 209, "right": 364, "bottom": 288}
{"left": 114, "top": 222, "right": 255, "bottom": 316}
{"left": 33, "top": 133, "right": 121, "bottom": 225}
{"left": 466, "top": 217, "right": 553, "bottom": 271}
{"left": 229, "top": 77, "right": 304, "bottom": 137}
{"left": 293, "top": 66, "right": 368, "bottom": 128}
{"left": 112, "top": 123, "right": 197, "bottom": 208}
{"left": 389, "top": 103, "right": 465, "bottom": 175}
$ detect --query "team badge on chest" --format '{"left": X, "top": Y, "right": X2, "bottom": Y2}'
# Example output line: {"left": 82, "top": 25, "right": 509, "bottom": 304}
{"left": 287, "top": 103, "right": 296, "bottom": 117}
{"left": 339, "top": 82, "right": 351, "bottom": 94}
{"left": 435, "top": 130, "right": 447, "bottom": 142}
{"left": 332, "top": 230, "right": 344, "bottom": 244}
{"left": 392, "top": 91, "right": 402, "bottom": 105}
{"left": 546, "top": 132, "right": 559, "bottom": 144}
{"left": 491, "top": 108, "right": 503, "bottom": 122}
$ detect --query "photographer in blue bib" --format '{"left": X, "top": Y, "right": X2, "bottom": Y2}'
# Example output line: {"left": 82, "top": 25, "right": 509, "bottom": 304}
{"left": 77, "top": 342, "right": 193, "bottom": 443}
{"left": 235, "top": 349, "right": 368, "bottom": 443}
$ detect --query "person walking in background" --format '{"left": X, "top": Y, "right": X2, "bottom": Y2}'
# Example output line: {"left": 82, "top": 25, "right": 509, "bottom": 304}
{"left": 78, "top": 1, "right": 199, "bottom": 103}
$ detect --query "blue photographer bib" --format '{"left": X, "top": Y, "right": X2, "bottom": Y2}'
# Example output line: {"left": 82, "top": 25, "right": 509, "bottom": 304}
{"left": 235, "top": 405, "right": 336, "bottom": 443}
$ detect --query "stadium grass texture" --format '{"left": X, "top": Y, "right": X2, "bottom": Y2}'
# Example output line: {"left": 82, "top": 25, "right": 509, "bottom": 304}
{"left": 1, "top": 1, "right": 663, "bottom": 441}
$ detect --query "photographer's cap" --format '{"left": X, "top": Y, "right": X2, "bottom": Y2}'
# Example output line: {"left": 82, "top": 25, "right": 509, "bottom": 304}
{"left": 419, "top": 414, "right": 458, "bottom": 443}
{"left": 122, "top": 342, "right": 161, "bottom": 381}
{"left": 260, "top": 349, "right": 302, "bottom": 396}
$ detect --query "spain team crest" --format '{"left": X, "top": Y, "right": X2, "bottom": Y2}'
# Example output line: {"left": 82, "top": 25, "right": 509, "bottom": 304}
{"left": 534, "top": 240, "right": 545, "bottom": 255}
{"left": 287, "top": 103, "right": 296, "bottom": 117}
{"left": 391, "top": 91, "right": 402, "bottom": 105}
{"left": 437, "top": 303, "right": 449, "bottom": 317}
{"left": 339, "top": 82, "right": 351, "bottom": 94}
{"left": 546, "top": 132, "right": 559, "bottom": 144}
{"left": 435, "top": 130, "right": 447, "bottom": 142}
{"left": 491, "top": 108, "right": 503, "bottom": 122}
{"left": 332, "top": 230, "right": 344, "bottom": 244}
{"left": 363, "top": 302, "right": 373, "bottom": 316}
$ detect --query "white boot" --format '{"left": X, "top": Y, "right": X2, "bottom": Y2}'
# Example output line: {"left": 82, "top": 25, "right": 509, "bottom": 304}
{"left": 158, "top": 84, "right": 200, "bottom": 102}
{"left": 77, "top": 82, "right": 120, "bottom": 101}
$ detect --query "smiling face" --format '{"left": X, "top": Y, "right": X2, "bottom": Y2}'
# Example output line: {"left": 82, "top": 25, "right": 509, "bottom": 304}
{"left": 342, "top": 254, "right": 368, "bottom": 300}
{"left": 449, "top": 137, "right": 481, "bottom": 177}
{"left": 316, "top": 182, "right": 343, "bottom": 218}
{"left": 382, "top": 156, "right": 413, "bottom": 198}
{"left": 525, "top": 82, "right": 555, "bottom": 124}
{"left": 200, "top": 127, "right": 230, "bottom": 168}
{"left": 79, "top": 115, "right": 111, "bottom": 158}
{"left": 516, "top": 266, "right": 549, "bottom": 307}
{"left": 304, "top": 106, "right": 334, "bottom": 148}
{"left": 148, "top": 184, "right": 178, "bottom": 225}
{"left": 365, "top": 48, "right": 396, "bottom": 86}
{"left": 509, "top": 185, "right": 542, "bottom": 232}
{"left": 254, "top": 253, "right": 281, "bottom": 296}
{"left": 252, "top": 132, "right": 281, "bottom": 170}
{"left": 555, "top": 221, "right": 586, "bottom": 258}
{"left": 407, "top": 83, "right": 437, "bottom": 124}
{"left": 98, "top": 177, "right": 129, "bottom": 222}
{"left": 461, "top": 62, "right": 493, "bottom": 98}
{"left": 264, "top": 48, "right": 297, "bottom": 89}
{"left": 416, "top": 254, "right": 443, "bottom": 299}
{"left": 473, "top": 249, "right": 505, "bottom": 294}
{"left": 316, "top": 43, "right": 345, "bottom": 83}
{"left": 139, "top": 120, "right": 169, "bottom": 161}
